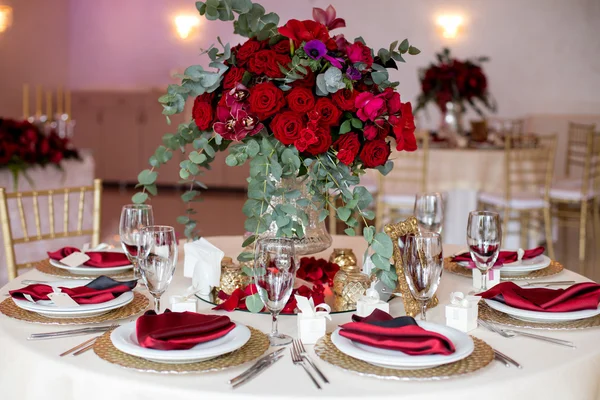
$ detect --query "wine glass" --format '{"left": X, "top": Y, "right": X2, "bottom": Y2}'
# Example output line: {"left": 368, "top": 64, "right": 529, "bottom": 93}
{"left": 253, "top": 238, "right": 297, "bottom": 346}
{"left": 414, "top": 192, "right": 444, "bottom": 235}
{"left": 138, "top": 226, "right": 178, "bottom": 313}
{"left": 403, "top": 232, "right": 443, "bottom": 321}
{"left": 467, "top": 211, "right": 502, "bottom": 291}
{"left": 119, "top": 204, "right": 154, "bottom": 279}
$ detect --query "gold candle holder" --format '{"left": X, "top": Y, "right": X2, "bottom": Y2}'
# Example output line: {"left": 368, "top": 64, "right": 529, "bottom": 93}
{"left": 22, "top": 84, "right": 29, "bottom": 119}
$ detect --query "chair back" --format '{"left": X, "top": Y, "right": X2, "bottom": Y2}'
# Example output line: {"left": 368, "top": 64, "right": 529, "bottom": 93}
{"left": 488, "top": 117, "right": 525, "bottom": 137}
{"left": 504, "top": 134, "right": 556, "bottom": 202}
{"left": 565, "top": 122, "right": 597, "bottom": 178}
{"left": 0, "top": 179, "right": 102, "bottom": 280}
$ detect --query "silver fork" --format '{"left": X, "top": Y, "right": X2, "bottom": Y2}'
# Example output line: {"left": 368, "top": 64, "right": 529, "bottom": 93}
{"left": 519, "top": 281, "right": 576, "bottom": 287}
{"left": 290, "top": 344, "right": 321, "bottom": 389}
{"left": 478, "top": 319, "right": 574, "bottom": 348}
{"left": 294, "top": 340, "right": 329, "bottom": 384}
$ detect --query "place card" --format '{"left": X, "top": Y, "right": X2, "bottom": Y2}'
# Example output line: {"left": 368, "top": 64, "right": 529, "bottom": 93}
{"left": 170, "top": 295, "right": 197, "bottom": 312}
{"left": 60, "top": 252, "right": 90, "bottom": 268}
{"left": 472, "top": 268, "right": 500, "bottom": 290}
{"left": 48, "top": 292, "right": 79, "bottom": 307}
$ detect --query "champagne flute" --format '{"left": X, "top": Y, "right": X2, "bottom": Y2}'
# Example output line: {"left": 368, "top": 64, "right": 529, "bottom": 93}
{"left": 467, "top": 211, "right": 501, "bottom": 291}
{"left": 253, "top": 238, "right": 297, "bottom": 346}
{"left": 119, "top": 204, "right": 154, "bottom": 280}
{"left": 414, "top": 192, "right": 444, "bottom": 235}
{"left": 403, "top": 232, "right": 443, "bottom": 321}
{"left": 138, "top": 226, "right": 178, "bottom": 313}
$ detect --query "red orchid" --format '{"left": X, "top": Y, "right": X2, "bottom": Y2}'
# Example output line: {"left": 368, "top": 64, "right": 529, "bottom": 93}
{"left": 312, "top": 5, "right": 346, "bottom": 31}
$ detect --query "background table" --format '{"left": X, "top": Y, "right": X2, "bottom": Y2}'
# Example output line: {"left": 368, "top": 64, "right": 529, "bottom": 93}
{"left": 0, "top": 235, "right": 599, "bottom": 400}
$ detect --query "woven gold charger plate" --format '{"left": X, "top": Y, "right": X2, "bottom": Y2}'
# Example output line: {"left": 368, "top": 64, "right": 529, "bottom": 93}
{"left": 314, "top": 334, "right": 494, "bottom": 381}
{"left": 443, "top": 258, "right": 564, "bottom": 281}
{"left": 479, "top": 302, "right": 600, "bottom": 330}
{"left": 93, "top": 326, "right": 269, "bottom": 374}
{"left": 35, "top": 259, "right": 134, "bottom": 280}
{"left": 0, "top": 292, "right": 149, "bottom": 325}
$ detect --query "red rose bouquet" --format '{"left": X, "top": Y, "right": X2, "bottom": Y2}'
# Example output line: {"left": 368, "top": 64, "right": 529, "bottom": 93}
{"left": 415, "top": 48, "right": 496, "bottom": 116}
{"left": 135, "top": 1, "right": 420, "bottom": 296}
{"left": 0, "top": 118, "right": 80, "bottom": 187}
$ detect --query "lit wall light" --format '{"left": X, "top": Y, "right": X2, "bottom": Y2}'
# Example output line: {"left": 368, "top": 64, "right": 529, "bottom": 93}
{"left": 0, "top": 5, "right": 13, "bottom": 33}
{"left": 436, "top": 15, "right": 463, "bottom": 39}
{"left": 174, "top": 15, "right": 200, "bottom": 40}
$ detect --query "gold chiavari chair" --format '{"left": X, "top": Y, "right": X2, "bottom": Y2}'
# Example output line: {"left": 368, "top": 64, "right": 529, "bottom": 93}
{"left": 0, "top": 179, "right": 102, "bottom": 280}
{"left": 375, "top": 132, "right": 429, "bottom": 232}
{"left": 487, "top": 117, "right": 525, "bottom": 137}
{"left": 477, "top": 134, "right": 556, "bottom": 259}
{"left": 549, "top": 123, "right": 599, "bottom": 262}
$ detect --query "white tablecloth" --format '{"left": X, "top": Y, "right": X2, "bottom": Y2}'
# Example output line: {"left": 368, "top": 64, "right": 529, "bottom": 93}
{"left": 0, "top": 150, "right": 95, "bottom": 286}
{"left": 0, "top": 235, "right": 599, "bottom": 400}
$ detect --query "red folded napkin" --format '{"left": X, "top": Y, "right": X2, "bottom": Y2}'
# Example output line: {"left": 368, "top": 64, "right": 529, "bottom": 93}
{"left": 478, "top": 281, "right": 600, "bottom": 312}
{"left": 452, "top": 246, "right": 545, "bottom": 268}
{"left": 338, "top": 309, "right": 455, "bottom": 356}
{"left": 48, "top": 247, "right": 131, "bottom": 268}
{"left": 136, "top": 310, "right": 236, "bottom": 350}
{"left": 9, "top": 276, "right": 137, "bottom": 305}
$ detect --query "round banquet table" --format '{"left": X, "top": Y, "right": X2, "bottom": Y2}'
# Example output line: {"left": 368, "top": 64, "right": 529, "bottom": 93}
{"left": 0, "top": 235, "right": 599, "bottom": 400}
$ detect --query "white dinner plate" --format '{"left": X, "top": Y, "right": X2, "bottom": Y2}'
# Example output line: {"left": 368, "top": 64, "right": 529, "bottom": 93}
{"left": 49, "top": 249, "right": 133, "bottom": 276}
{"left": 331, "top": 321, "right": 474, "bottom": 370}
{"left": 111, "top": 321, "right": 251, "bottom": 364}
{"left": 458, "top": 252, "right": 550, "bottom": 276}
{"left": 484, "top": 298, "right": 600, "bottom": 323}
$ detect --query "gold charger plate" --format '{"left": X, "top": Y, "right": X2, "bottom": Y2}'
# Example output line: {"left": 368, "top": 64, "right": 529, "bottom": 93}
{"left": 479, "top": 302, "right": 600, "bottom": 330}
{"left": 93, "top": 326, "right": 269, "bottom": 374}
{"left": 35, "top": 259, "right": 134, "bottom": 280}
{"left": 314, "top": 333, "right": 494, "bottom": 381}
{"left": 444, "top": 257, "right": 564, "bottom": 281}
{"left": 0, "top": 292, "right": 149, "bottom": 325}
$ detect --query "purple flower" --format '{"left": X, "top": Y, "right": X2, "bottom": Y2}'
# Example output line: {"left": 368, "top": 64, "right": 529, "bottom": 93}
{"left": 304, "top": 40, "right": 327, "bottom": 60}
{"left": 346, "top": 66, "right": 361, "bottom": 81}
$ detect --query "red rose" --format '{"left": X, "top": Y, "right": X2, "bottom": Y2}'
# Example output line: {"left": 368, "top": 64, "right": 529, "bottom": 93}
{"left": 247, "top": 50, "right": 271, "bottom": 75}
{"left": 192, "top": 93, "right": 214, "bottom": 131}
{"left": 236, "top": 39, "right": 262, "bottom": 66}
{"left": 392, "top": 102, "right": 417, "bottom": 151}
{"left": 271, "top": 38, "right": 291, "bottom": 54}
{"left": 291, "top": 67, "right": 316, "bottom": 88}
{"left": 363, "top": 124, "right": 378, "bottom": 140}
{"left": 285, "top": 87, "right": 316, "bottom": 113}
{"left": 346, "top": 41, "right": 373, "bottom": 68}
{"left": 334, "top": 133, "right": 360, "bottom": 165}
{"left": 331, "top": 89, "right": 358, "bottom": 111}
{"left": 304, "top": 126, "right": 332, "bottom": 155}
{"left": 223, "top": 66, "right": 246, "bottom": 90}
{"left": 264, "top": 53, "right": 291, "bottom": 79}
{"left": 360, "top": 139, "right": 390, "bottom": 168}
{"left": 248, "top": 82, "right": 286, "bottom": 120}
{"left": 270, "top": 111, "right": 304, "bottom": 145}
{"left": 312, "top": 98, "right": 341, "bottom": 126}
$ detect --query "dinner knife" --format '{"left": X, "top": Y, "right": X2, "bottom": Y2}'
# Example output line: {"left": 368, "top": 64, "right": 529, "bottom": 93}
{"left": 228, "top": 348, "right": 285, "bottom": 385}
{"left": 28, "top": 325, "right": 118, "bottom": 340}
{"left": 231, "top": 355, "right": 284, "bottom": 389}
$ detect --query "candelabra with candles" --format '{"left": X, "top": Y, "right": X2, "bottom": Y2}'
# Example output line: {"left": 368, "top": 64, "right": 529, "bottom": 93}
{"left": 22, "top": 84, "right": 75, "bottom": 139}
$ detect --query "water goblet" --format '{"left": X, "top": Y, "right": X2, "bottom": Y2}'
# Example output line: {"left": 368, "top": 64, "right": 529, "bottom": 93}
{"left": 403, "top": 232, "right": 443, "bottom": 321}
{"left": 467, "top": 211, "right": 502, "bottom": 291}
{"left": 414, "top": 192, "right": 444, "bottom": 235}
{"left": 119, "top": 204, "right": 154, "bottom": 280}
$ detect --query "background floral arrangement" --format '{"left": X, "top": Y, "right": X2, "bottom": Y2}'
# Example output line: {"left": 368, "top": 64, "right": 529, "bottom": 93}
{"left": 134, "top": 0, "right": 419, "bottom": 289}
{"left": 415, "top": 48, "right": 496, "bottom": 116}
{"left": 0, "top": 118, "right": 79, "bottom": 186}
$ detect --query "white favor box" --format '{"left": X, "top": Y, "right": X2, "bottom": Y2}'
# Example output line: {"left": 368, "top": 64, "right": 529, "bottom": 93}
{"left": 356, "top": 298, "right": 390, "bottom": 317}
{"left": 297, "top": 313, "right": 327, "bottom": 345}
{"left": 472, "top": 268, "right": 501, "bottom": 290}
{"left": 169, "top": 296, "right": 198, "bottom": 313}
{"left": 445, "top": 294, "right": 481, "bottom": 332}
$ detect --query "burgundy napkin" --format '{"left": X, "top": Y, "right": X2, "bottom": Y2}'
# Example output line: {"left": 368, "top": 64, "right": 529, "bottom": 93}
{"left": 452, "top": 246, "right": 545, "bottom": 268}
{"left": 136, "top": 310, "right": 236, "bottom": 350}
{"left": 478, "top": 281, "right": 600, "bottom": 312}
{"left": 338, "top": 309, "right": 455, "bottom": 356}
{"left": 9, "top": 276, "right": 137, "bottom": 305}
{"left": 48, "top": 247, "right": 130, "bottom": 268}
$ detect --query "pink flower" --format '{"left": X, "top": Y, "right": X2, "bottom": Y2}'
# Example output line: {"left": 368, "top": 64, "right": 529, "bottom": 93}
{"left": 355, "top": 92, "right": 386, "bottom": 122}
{"left": 381, "top": 87, "right": 401, "bottom": 115}
{"left": 346, "top": 42, "right": 373, "bottom": 68}
{"left": 312, "top": 5, "right": 346, "bottom": 31}
{"left": 363, "top": 124, "right": 378, "bottom": 140}
{"left": 213, "top": 106, "right": 263, "bottom": 141}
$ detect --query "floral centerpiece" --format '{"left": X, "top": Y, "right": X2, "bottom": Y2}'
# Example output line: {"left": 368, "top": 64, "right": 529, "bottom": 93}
{"left": 134, "top": 0, "right": 419, "bottom": 290}
{"left": 415, "top": 48, "right": 495, "bottom": 134}
{"left": 0, "top": 118, "right": 80, "bottom": 187}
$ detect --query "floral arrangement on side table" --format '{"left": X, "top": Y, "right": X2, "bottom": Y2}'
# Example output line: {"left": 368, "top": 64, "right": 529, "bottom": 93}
{"left": 133, "top": 1, "right": 420, "bottom": 290}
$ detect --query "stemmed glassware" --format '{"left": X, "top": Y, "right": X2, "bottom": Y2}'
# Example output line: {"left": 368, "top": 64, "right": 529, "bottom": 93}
{"left": 414, "top": 192, "right": 444, "bottom": 235}
{"left": 253, "top": 238, "right": 297, "bottom": 346}
{"left": 119, "top": 204, "right": 154, "bottom": 280}
{"left": 467, "top": 211, "right": 502, "bottom": 291}
{"left": 403, "top": 232, "right": 443, "bottom": 321}
{"left": 137, "top": 226, "right": 178, "bottom": 313}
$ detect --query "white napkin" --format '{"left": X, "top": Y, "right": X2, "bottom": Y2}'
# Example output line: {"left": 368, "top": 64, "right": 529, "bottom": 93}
{"left": 183, "top": 238, "right": 224, "bottom": 296}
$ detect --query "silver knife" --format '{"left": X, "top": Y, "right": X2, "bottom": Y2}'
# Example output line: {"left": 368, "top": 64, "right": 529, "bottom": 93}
{"left": 231, "top": 355, "right": 284, "bottom": 389}
{"left": 28, "top": 326, "right": 117, "bottom": 340}
{"left": 228, "top": 348, "right": 285, "bottom": 385}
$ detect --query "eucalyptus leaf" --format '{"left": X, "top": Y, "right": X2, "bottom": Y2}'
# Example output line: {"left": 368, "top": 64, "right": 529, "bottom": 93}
{"left": 132, "top": 192, "right": 148, "bottom": 204}
{"left": 372, "top": 232, "right": 393, "bottom": 258}
{"left": 344, "top": 228, "right": 356, "bottom": 236}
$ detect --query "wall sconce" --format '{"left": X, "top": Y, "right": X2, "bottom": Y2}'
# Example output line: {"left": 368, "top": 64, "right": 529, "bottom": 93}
{"left": 0, "top": 5, "right": 13, "bottom": 33}
{"left": 174, "top": 15, "right": 200, "bottom": 40}
{"left": 436, "top": 15, "right": 463, "bottom": 39}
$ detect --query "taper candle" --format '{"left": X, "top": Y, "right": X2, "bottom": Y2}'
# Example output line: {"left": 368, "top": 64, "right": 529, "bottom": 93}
{"left": 57, "top": 86, "right": 63, "bottom": 115}
{"left": 65, "top": 89, "right": 71, "bottom": 120}
{"left": 35, "top": 85, "right": 42, "bottom": 118}
{"left": 46, "top": 91, "right": 52, "bottom": 121}
{"left": 22, "top": 84, "right": 29, "bottom": 118}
